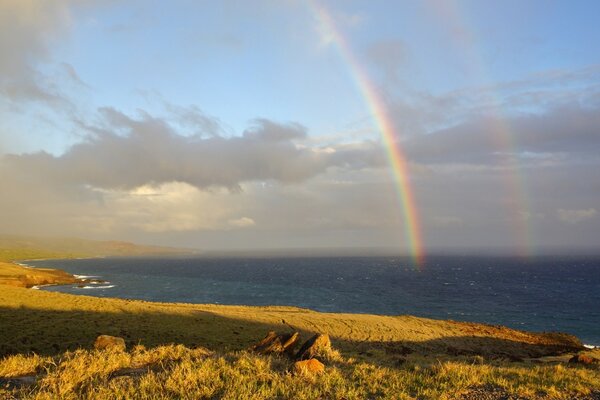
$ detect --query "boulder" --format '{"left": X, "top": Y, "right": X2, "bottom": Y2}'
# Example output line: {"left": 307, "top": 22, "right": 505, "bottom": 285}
{"left": 94, "top": 335, "right": 126, "bottom": 351}
{"left": 251, "top": 331, "right": 299, "bottom": 356}
{"left": 295, "top": 333, "right": 331, "bottom": 361}
{"left": 293, "top": 358, "right": 325, "bottom": 375}
{"left": 568, "top": 354, "right": 596, "bottom": 365}
{"left": 0, "top": 375, "right": 37, "bottom": 389}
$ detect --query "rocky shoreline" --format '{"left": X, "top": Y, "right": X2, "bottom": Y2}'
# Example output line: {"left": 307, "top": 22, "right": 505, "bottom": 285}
{"left": 0, "top": 261, "right": 106, "bottom": 289}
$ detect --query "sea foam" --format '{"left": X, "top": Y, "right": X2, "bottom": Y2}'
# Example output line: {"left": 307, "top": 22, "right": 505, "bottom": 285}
{"left": 79, "top": 285, "right": 115, "bottom": 289}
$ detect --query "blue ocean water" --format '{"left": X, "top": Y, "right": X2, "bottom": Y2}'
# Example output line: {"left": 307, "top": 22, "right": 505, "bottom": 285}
{"left": 28, "top": 255, "right": 600, "bottom": 345}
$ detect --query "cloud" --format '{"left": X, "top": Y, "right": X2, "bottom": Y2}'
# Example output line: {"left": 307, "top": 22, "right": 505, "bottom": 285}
{"left": 228, "top": 217, "right": 256, "bottom": 228}
{"left": 402, "top": 102, "right": 600, "bottom": 166}
{"left": 381, "top": 64, "right": 600, "bottom": 138}
{"left": 0, "top": 0, "right": 72, "bottom": 103}
{"left": 162, "top": 103, "right": 224, "bottom": 137}
{"left": 2, "top": 88, "right": 599, "bottom": 251}
{"left": 557, "top": 208, "right": 597, "bottom": 224}
{"left": 5, "top": 108, "right": 381, "bottom": 191}
{"left": 106, "top": 182, "right": 247, "bottom": 233}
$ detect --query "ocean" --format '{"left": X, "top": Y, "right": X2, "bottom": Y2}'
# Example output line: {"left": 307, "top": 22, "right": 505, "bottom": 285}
{"left": 27, "top": 255, "right": 600, "bottom": 345}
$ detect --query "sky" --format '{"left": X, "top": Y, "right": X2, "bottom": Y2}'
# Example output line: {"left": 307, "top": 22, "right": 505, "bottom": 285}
{"left": 0, "top": 0, "right": 599, "bottom": 256}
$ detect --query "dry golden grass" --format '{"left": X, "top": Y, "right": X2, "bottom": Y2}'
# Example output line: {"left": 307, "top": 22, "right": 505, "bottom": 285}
{"left": 1, "top": 345, "right": 598, "bottom": 399}
{"left": 0, "top": 285, "right": 583, "bottom": 360}
{"left": 0, "top": 285, "right": 597, "bottom": 399}
{"left": 0, "top": 261, "right": 78, "bottom": 288}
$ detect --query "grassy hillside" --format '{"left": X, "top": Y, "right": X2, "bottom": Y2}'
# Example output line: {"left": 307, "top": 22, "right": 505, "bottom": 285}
{"left": 0, "top": 234, "right": 190, "bottom": 262}
{"left": 0, "top": 285, "right": 584, "bottom": 359}
{"left": 0, "top": 261, "right": 78, "bottom": 288}
{"left": 0, "top": 286, "right": 598, "bottom": 399}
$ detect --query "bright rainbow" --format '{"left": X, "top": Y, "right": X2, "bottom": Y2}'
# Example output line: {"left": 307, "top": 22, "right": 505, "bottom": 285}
{"left": 310, "top": 2, "right": 425, "bottom": 265}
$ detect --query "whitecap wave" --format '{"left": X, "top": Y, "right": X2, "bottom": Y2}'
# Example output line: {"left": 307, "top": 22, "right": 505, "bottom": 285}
{"left": 584, "top": 344, "right": 597, "bottom": 349}
{"left": 79, "top": 285, "right": 115, "bottom": 289}
{"left": 74, "top": 275, "right": 100, "bottom": 279}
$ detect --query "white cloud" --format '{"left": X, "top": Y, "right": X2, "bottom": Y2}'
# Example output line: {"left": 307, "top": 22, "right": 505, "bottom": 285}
{"left": 557, "top": 208, "right": 597, "bottom": 224}
{"left": 228, "top": 217, "right": 256, "bottom": 228}
{"left": 72, "top": 182, "right": 249, "bottom": 233}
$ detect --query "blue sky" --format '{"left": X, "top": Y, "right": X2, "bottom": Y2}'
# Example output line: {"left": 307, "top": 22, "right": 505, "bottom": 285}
{"left": 4, "top": 0, "right": 600, "bottom": 150}
{"left": 12, "top": 0, "right": 598, "bottom": 152}
{"left": 0, "top": 0, "right": 599, "bottom": 253}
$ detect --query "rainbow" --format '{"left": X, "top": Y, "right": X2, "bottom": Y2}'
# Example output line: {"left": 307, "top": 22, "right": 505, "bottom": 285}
{"left": 310, "top": 1, "right": 425, "bottom": 265}
{"left": 424, "top": 0, "right": 535, "bottom": 257}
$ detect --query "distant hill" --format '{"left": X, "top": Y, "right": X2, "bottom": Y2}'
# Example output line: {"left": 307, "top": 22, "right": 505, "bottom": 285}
{"left": 0, "top": 234, "right": 193, "bottom": 262}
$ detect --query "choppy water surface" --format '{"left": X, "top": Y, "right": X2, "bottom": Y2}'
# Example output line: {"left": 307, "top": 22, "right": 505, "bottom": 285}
{"left": 29, "top": 255, "right": 600, "bottom": 345}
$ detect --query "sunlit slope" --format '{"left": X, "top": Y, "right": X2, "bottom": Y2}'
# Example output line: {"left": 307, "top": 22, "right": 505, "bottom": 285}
{"left": 0, "top": 261, "right": 78, "bottom": 287}
{"left": 0, "top": 286, "right": 582, "bottom": 358}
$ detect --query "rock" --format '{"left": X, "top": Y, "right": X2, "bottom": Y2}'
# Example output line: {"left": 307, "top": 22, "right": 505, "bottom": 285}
{"left": 94, "top": 335, "right": 126, "bottom": 351}
{"left": 569, "top": 354, "right": 596, "bottom": 365}
{"left": 293, "top": 358, "right": 325, "bottom": 375}
{"left": 251, "top": 331, "right": 299, "bottom": 356}
{"left": 295, "top": 333, "right": 331, "bottom": 361}
{"left": 0, "top": 375, "right": 37, "bottom": 389}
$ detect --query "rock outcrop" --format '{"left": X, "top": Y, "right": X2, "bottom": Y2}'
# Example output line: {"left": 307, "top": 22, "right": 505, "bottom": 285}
{"left": 569, "top": 354, "right": 596, "bottom": 365}
{"left": 295, "top": 333, "right": 332, "bottom": 361}
{"left": 250, "top": 331, "right": 299, "bottom": 356}
{"left": 94, "top": 335, "right": 126, "bottom": 351}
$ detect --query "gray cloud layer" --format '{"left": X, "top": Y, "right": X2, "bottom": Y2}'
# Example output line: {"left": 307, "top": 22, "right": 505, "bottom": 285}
{"left": 1, "top": 97, "right": 598, "bottom": 251}
{"left": 3, "top": 108, "right": 385, "bottom": 191}
{"left": 405, "top": 103, "right": 600, "bottom": 165}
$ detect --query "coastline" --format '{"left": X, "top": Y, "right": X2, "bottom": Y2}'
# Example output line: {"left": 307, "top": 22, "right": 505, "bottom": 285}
{"left": 0, "top": 283, "right": 587, "bottom": 357}
{"left": 26, "top": 255, "right": 600, "bottom": 347}
{"left": 0, "top": 260, "right": 80, "bottom": 288}
{"left": 1, "top": 253, "right": 597, "bottom": 350}
{"left": 2, "top": 259, "right": 599, "bottom": 399}
{"left": 0, "top": 255, "right": 115, "bottom": 289}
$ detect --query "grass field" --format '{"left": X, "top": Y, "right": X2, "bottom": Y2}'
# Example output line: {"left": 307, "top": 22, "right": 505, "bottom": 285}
{"left": 1, "top": 343, "right": 599, "bottom": 399}
{"left": 1, "top": 285, "right": 599, "bottom": 399}
{"left": 0, "top": 238, "right": 599, "bottom": 399}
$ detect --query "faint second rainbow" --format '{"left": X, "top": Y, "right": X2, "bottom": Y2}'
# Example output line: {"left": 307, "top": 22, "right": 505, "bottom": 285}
{"left": 424, "top": 0, "right": 535, "bottom": 257}
{"left": 310, "top": 1, "right": 425, "bottom": 265}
